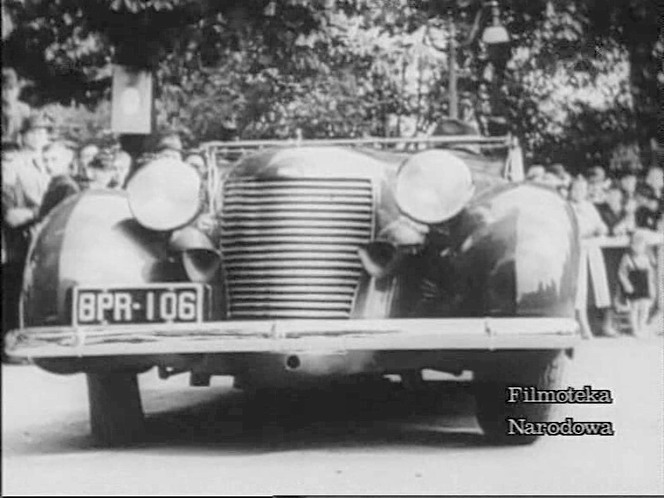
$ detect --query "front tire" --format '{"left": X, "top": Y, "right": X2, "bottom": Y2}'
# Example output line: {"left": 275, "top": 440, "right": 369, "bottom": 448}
{"left": 86, "top": 372, "right": 145, "bottom": 446}
{"left": 474, "top": 350, "right": 567, "bottom": 445}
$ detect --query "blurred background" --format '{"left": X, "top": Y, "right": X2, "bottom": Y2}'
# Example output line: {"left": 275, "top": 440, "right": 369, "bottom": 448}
{"left": 1, "top": 0, "right": 662, "bottom": 174}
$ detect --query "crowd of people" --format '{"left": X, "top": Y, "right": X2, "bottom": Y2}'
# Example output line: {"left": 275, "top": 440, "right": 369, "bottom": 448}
{"left": 526, "top": 162, "right": 663, "bottom": 338}
{"left": 1, "top": 107, "right": 211, "bottom": 363}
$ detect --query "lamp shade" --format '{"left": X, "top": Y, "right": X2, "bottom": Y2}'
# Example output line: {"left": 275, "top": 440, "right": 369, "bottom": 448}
{"left": 482, "top": 25, "right": 510, "bottom": 45}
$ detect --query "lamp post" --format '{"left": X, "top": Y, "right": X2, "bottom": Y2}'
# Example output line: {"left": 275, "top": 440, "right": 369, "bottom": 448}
{"left": 446, "top": 0, "right": 510, "bottom": 120}
{"left": 481, "top": 0, "right": 510, "bottom": 46}
{"left": 448, "top": 16, "right": 458, "bottom": 119}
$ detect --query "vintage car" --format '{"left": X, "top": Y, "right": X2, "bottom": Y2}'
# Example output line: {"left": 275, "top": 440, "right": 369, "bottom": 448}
{"left": 5, "top": 133, "right": 581, "bottom": 446}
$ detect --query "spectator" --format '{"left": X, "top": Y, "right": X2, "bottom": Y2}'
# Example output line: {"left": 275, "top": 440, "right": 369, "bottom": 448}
{"left": 1, "top": 141, "right": 21, "bottom": 176}
{"left": 39, "top": 142, "right": 80, "bottom": 219}
{"left": 110, "top": 150, "right": 132, "bottom": 189}
{"left": 155, "top": 133, "right": 183, "bottom": 161}
{"left": 644, "top": 165, "right": 663, "bottom": 200}
{"left": 596, "top": 184, "right": 633, "bottom": 235}
{"left": 617, "top": 230, "right": 656, "bottom": 337}
{"left": 1, "top": 142, "right": 22, "bottom": 264}
{"left": 1, "top": 68, "right": 31, "bottom": 143}
{"left": 541, "top": 171, "right": 564, "bottom": 192}
{"left": 549, "top": 163, "right": 572, "bottom": 197}
{"left": 74, "top": 142, "right": 99, "bottom": 185}
{"left": 644, "top": 165, "right": 664, "bottom": 226}
{"left": 85, "top": 150, "right": 116, "bottom": 190}
{"left": 525, "top": 164, "right": 546, "bottom": 183}
{"left": 570, "top": 177, "right": 616, "bottom": 337}
{"left": 586, "top": 165, "right": 610, "bottom": 204}
{"left": 78, "top": 142, "right": 99, "bottom": 168}
{"left": 634, "top": 184, "right": 660, "bottom": 231}
{"left": 2, "top": 142, "right": 40, "bottom": 358}
{"left": 569, "top": 177, "right": 608, "bottom": 238}
{"left": 526, "top": 165, "right": 566, "bottom": 196}
{"left": 12, "top": 114, "right": 52, "bottom": 211}
{"left": 619, "top": 171, "right": 638, "bottom": 203}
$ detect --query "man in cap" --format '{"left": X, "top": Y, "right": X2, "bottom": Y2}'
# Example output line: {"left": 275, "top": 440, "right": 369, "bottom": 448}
{"left": 12, "top": 113, "right": 52, "bottom": 210}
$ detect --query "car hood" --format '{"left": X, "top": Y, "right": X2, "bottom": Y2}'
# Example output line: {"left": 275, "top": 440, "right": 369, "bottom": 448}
{"left": 225, "top": 145, "right": 507, "bottom": 240}
{"left": 228, "top": 146, "right": 504, "bottom": 185}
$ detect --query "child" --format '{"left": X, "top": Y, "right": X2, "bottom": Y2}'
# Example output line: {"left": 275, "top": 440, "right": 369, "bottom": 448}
{"left": 617, "top": 230, "right": 656, "bottom": 337}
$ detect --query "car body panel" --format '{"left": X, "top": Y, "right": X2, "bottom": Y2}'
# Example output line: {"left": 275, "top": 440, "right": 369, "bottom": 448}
{"left": 7, "top": 141, "right": 581, "bottom": 384}
{"left": 22, "top": 190, "right": 180, "bottom": 327}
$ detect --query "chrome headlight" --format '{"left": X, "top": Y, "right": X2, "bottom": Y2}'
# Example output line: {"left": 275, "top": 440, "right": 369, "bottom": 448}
{"left": 395, "top": 150, "right": 474, "bottom": 224}
{"left": 126, "top": 157, "right": 202, "bottom": 231}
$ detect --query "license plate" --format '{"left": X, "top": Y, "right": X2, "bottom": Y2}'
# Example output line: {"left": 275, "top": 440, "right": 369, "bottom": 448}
{"left": 73, "top": 283, "right": 204, "bottom": 326}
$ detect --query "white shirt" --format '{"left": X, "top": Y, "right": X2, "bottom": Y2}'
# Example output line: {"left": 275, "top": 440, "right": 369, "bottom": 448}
{"left": 571, "top": 200, "right": 607, "bottom": 238}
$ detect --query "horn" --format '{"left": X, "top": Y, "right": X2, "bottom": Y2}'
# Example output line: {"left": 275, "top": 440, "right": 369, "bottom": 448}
{"left": 182, "top": 249, "right": 221, "bottom": 283}
{"left": 358, "top": 241, "right": 404, "bottom": 279}
{"left": 170, "top": 226, "right": 221, "bottom": 283}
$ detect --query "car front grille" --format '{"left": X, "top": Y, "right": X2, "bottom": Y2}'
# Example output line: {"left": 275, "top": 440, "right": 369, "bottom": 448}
{"left": 220, "top": 178, "right": 374, "bottom": 319}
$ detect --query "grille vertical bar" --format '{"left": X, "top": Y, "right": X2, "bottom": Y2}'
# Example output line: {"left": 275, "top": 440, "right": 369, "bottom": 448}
{"left": 220, "top": 178, "right": 374, "bottom": 319}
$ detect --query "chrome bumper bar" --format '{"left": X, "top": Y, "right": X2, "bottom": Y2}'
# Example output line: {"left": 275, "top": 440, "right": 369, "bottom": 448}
{"left": 5, "top": 317, "right": 580, "bottom": 359}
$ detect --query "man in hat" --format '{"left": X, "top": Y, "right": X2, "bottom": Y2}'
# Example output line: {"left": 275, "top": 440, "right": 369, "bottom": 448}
{"left": 11, "top": 113, "right": 52, "bottom": 210}
{"left": 2, "top": 139, "right": 41, "bottom": 361}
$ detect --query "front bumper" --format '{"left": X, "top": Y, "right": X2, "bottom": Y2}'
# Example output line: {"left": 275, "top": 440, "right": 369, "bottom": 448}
{"left": 5, "top": 317, "right": 580, "bottom": 359}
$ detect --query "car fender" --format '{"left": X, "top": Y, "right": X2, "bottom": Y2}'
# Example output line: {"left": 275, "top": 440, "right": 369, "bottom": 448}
{"left": 21, "top": 190, "right": 182, "bottom": 328}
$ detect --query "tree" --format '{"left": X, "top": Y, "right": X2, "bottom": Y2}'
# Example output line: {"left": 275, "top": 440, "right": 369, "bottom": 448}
{"left": 501, "top": 0, "right": 661, "bottom": 168}
{"left": 2, "top": 0, "right": 660, "bottom": 170}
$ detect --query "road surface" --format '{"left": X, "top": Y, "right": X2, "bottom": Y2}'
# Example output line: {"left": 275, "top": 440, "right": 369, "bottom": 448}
{"left": 3, "top": 336, "right": 663, "bottom": 495}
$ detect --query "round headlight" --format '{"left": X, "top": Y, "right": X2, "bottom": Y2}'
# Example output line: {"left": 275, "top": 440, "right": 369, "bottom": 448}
{"left": 395, "top": 150, "right": 474, "bottom": 224}
{"left": 127, "top": 157, "right": 202, "bottom": 231}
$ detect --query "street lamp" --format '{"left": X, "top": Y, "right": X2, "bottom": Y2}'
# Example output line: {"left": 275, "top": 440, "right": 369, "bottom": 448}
{"left": 447, "top": 0, "right": 510, "bottom": 119}
{"left": 481, "top": 0, "right": 510, "bottom": 45}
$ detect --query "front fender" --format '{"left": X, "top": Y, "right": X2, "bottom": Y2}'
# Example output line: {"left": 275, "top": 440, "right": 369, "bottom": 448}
{"left": 448, "top": 183, "right": 580, "bottom": 317}
{"left": 22, "top": 190, "right": 180, "bottom": 327}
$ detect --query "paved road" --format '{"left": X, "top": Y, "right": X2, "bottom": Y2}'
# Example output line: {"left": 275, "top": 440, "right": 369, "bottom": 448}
{"left": 3, "top": 336, "right": 663, "bottom": 495}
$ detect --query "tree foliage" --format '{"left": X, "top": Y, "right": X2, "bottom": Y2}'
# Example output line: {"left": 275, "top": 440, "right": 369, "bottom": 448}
{"left": 2, "top": 0, "right": 660, "bottom": 170}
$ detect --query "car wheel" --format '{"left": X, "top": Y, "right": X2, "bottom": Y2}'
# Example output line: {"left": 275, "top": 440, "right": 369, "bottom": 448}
{"left": 474, "top": 350, "right": 567, "bottom": 445}
{"left": 86, "top": 372, "right": 145, "bottom": 447}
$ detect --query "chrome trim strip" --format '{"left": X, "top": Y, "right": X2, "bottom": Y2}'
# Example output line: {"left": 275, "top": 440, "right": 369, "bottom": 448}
{"left": 225, "top": 260, "right": 363, "bottom": 270}
{"left": 225, "top": 180, "right": 374, "bottom": 189}
{"left": 223, "top": 203, "right": 373, "bottom": 213}
{"left": 6, "top": 317, "right": 580, "bottom": 358}
{"left": 222, "top": 219, "right": 372, "bottom": 229}
{"left": 222, "top": 195, "right": 371, "bottom": 205}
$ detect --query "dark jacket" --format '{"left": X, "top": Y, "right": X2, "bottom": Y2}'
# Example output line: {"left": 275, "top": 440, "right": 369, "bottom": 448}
{"left": 2, "top": 180, "right": 33, "bottom": 265}
{"left": 38, "top": 175, "right": 81, "bottom": 220}
{"left": 596, "top": 203, "right": 626, "bottom": 235}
